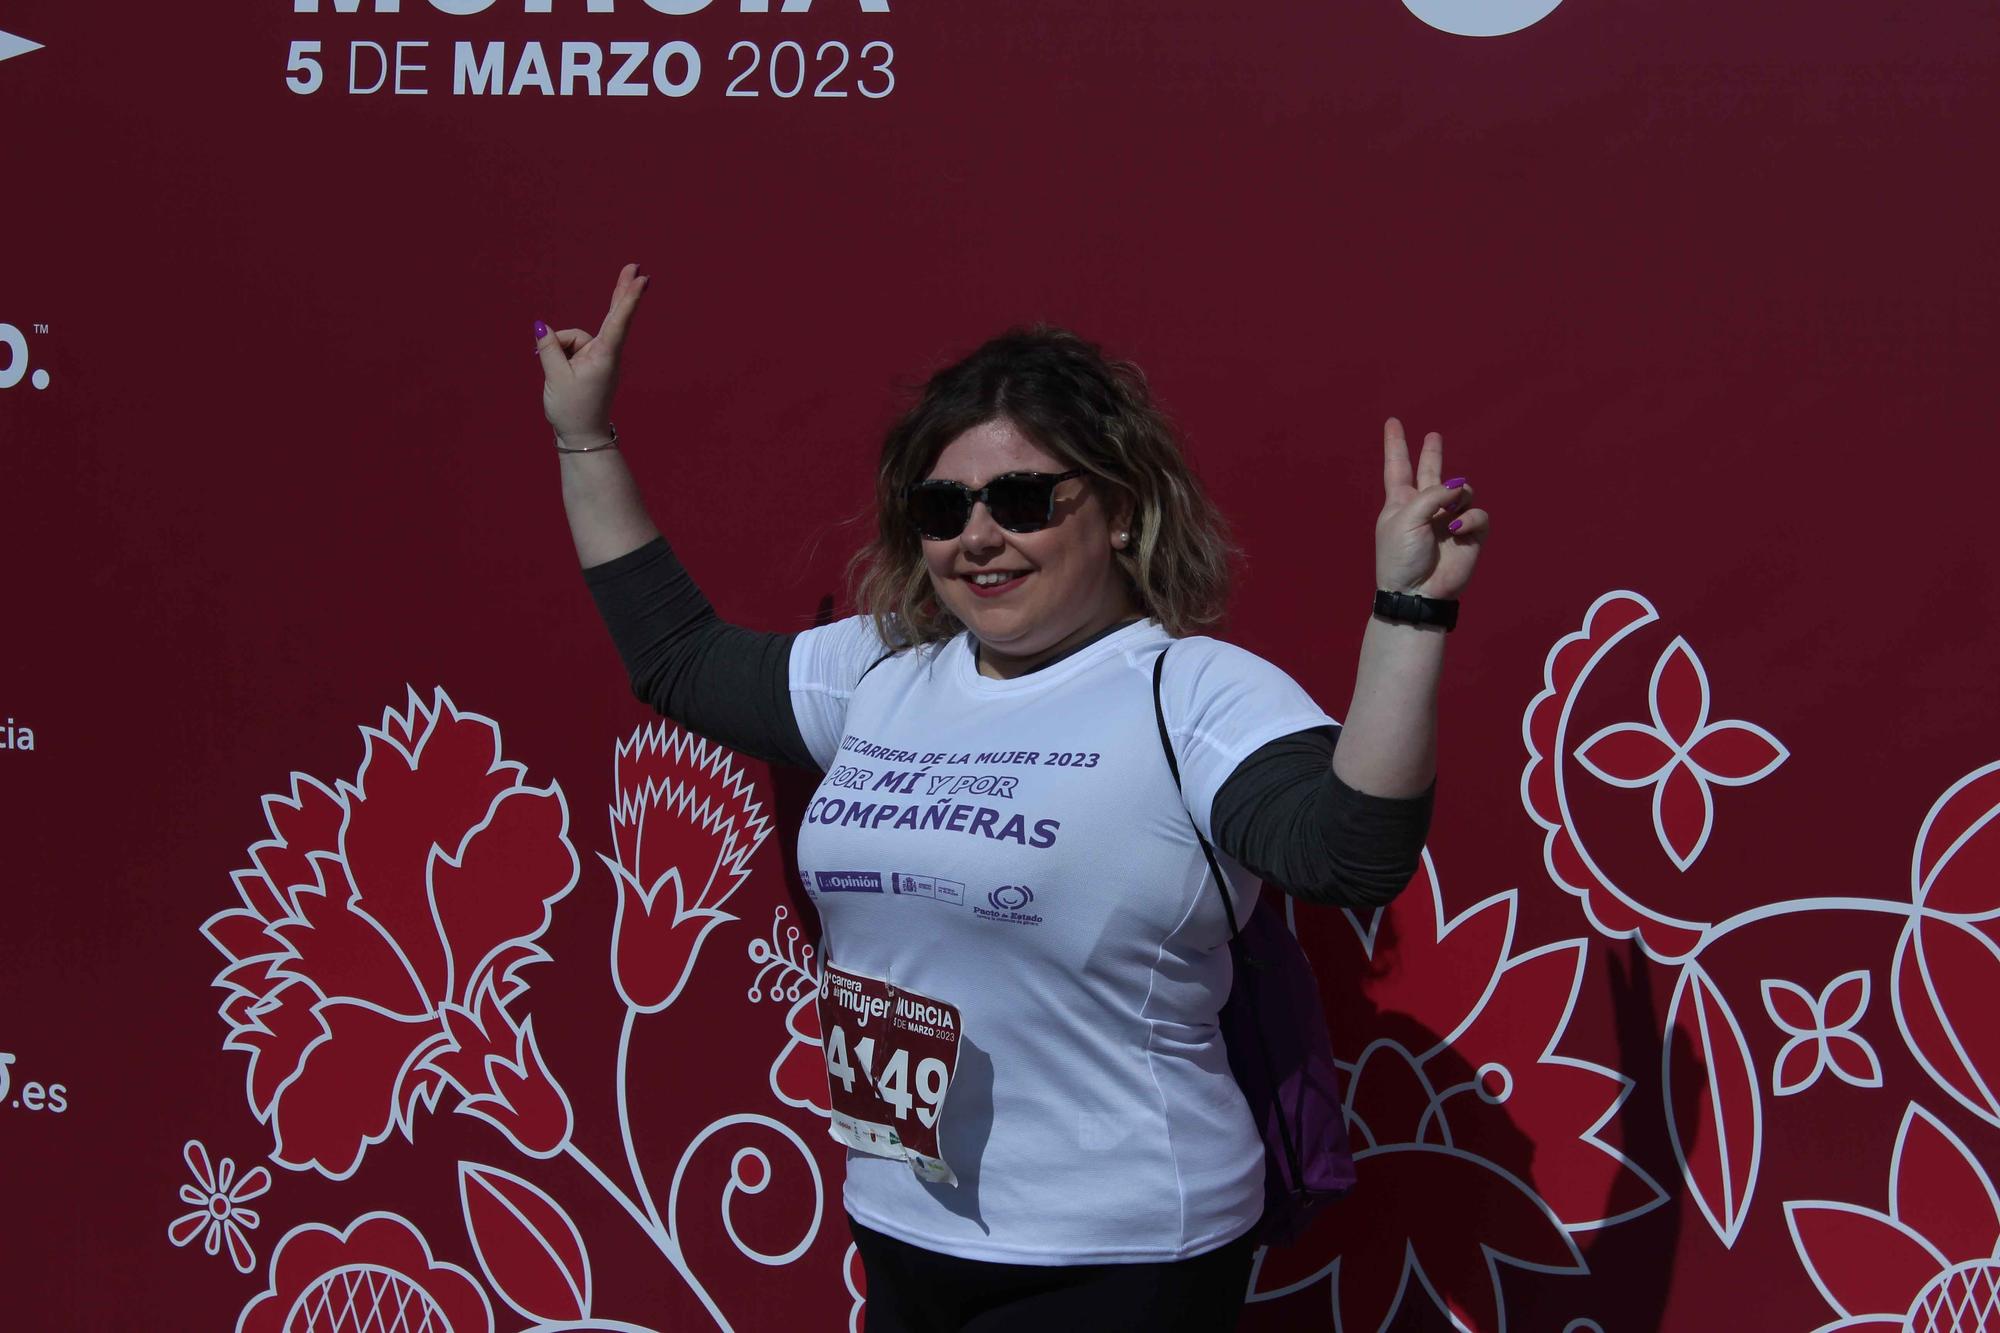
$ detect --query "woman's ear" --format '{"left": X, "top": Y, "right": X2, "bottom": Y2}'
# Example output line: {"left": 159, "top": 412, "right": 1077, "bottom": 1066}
{"left": 1110, "top": 492, "right": 1137, "bottom": 550}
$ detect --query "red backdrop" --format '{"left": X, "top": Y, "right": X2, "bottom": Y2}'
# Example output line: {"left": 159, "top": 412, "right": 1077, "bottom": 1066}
{"left": 3, "top": 1, "right": 1997, "bottom": 1329}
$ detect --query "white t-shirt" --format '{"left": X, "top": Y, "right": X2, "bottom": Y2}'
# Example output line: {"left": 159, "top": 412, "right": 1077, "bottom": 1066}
{"left": 790, "top": 615, "right": 1335, "bottom": 1263}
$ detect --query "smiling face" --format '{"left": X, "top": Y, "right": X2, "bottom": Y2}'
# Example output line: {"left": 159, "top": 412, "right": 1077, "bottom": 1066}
{"left": 919, "top": 418, "right": 1137, "bottom": 678}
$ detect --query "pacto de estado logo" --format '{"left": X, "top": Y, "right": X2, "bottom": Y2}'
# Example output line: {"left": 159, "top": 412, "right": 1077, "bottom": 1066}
{"left": 0, "top": 323, "right": 53, "bottom": 391}
{"left": 988, "top": 884, "right": 1033, "bottom": 911}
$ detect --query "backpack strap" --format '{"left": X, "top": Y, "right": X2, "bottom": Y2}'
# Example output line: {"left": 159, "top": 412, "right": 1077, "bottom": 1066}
{"left": 1155, "top": 647, "right": 1311, "bottom": 1200}
{"left": 1152, "top": 646, "right": 1244, "bottom": 941}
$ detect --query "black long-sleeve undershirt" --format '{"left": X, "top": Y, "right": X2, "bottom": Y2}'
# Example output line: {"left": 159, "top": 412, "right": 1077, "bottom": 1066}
{"left": 582, "top": 536, "right": 1431, "bottom": 909}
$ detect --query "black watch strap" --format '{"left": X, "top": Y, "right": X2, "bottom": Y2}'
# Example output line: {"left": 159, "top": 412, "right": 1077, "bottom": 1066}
{"left": 1373, "top": 589, "right": 1459, "bottom": 631}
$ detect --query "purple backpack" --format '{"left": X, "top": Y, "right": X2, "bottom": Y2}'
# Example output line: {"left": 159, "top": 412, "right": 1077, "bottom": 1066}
{"left": 1151, "top": 649, "right": 1356, "bottom": 1246}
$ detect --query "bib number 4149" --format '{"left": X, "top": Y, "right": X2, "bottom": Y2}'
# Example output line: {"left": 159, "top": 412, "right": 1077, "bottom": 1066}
{"left": 817, "top": 965, "right": 962, "bottom": 1184}
{"left": 824, "top": 1025, "right": 950, "bottom": 1128}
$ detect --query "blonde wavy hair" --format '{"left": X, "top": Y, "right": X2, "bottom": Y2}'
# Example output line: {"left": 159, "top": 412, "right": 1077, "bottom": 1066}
{"left": 848, "top": 326, "right": 1234, "bottom": 649}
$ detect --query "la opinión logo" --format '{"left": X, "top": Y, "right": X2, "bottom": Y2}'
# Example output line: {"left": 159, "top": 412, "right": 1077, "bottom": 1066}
{"left": 0, "top": 323, "right": 52, "bottom": 390}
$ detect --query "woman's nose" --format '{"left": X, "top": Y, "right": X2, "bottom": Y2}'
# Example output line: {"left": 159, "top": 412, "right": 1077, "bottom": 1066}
{"left": 958, "top": 502, "right": 1006, "bottom": 553}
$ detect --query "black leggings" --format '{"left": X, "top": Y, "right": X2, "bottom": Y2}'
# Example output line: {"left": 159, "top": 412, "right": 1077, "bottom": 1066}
{"left": 848, "top": 1215, "right": 1258, "bottom": 1333}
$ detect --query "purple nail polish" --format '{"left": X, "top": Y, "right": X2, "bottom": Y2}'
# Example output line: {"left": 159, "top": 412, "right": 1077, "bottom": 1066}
{"left": 1448, "top": 518, "right": 1464, "bottom": 532}
{"left": 1445, "top": 476, "right": 1467, "bottom": 489}
{"left": 533, "top": 319, "right": 548, "bottom": 340}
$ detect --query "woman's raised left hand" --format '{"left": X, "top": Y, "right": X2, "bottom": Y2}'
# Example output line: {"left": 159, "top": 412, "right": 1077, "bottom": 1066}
{"left": 1374, "top": 417, "right": 1489, "bottom": 599}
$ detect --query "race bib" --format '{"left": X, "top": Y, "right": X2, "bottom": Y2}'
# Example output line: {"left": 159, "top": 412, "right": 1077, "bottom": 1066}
{"left": 816, "top": 963, "right": 963, "bottom": 1185}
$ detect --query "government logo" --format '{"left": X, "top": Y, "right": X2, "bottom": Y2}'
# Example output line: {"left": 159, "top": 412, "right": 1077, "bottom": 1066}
{"left": 891, "top": 873, "right": 966, "bottom": 906}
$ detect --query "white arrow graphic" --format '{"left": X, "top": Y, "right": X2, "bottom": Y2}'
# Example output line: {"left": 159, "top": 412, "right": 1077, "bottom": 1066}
{"left": 0, "top": 29, "right": 45, "bottom": 64}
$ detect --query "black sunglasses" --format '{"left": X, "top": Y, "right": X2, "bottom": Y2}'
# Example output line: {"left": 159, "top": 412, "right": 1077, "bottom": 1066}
{"left": 905, "top": 469, "right": 1087, "bottom": 541}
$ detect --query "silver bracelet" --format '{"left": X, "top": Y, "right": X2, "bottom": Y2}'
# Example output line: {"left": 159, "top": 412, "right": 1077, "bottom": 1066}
{"left": 555, "top": 423, "right": 619, "bottom": 454}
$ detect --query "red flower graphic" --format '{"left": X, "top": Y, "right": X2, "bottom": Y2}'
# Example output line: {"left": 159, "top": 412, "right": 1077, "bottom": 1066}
{"left": 428, "top": 977, "right": 575, "bottom": 1159}
{"left": 237, "top": 1212, "right": 492, "bottom": 1333}
{"left": 844, "top": 1240, "right": 867, "bottom": 1333}
{"left": 1762, "top": 971, "right": 1882, "bottom": 1097}
{"left": 606, "top": 722, "right": 770, "bottom": 1014}
{"left": 202, "top": 687, "right": 580, "bottom": 1178}
{"left": 1523, "top": 593, "right": 1794, "bottom": 961}
{"left": 769, "top": 994, "right": 830, "bottom": 1117}
{"left": 1786, "top": 1101, "right": 2000, "bottom": 1331}
{"left": 1574, "top": 636, "right": 1788, "bottom": 872}
{"left": 1893, "top": 761, "right": 2000, "bottom": 1130}
{"left": 749, "top": 905, "right": 829, "bottom": 1117}
{"left": 1254, "top": 856, "right": 1663, "bottom": 1330}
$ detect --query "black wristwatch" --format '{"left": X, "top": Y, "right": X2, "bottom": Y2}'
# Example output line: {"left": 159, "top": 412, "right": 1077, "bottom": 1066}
{"left": 1373, "top": 589, "right": 1460, "bottom": 632}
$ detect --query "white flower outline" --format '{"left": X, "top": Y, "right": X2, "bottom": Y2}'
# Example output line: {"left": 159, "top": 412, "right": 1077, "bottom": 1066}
{"left": 1761, "top": 971, "right": 1884, "bottom": 1098}
{"left": 167, "top": 1139, "right": 271, "bottom": 1275}
{"left": 1575, "top": 636, "right": 1789, "bottom": 872}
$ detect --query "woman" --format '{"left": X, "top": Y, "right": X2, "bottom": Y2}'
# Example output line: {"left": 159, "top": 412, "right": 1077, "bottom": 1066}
{"left": 538, "top": 264, "right": 1488, "bottom": 1331}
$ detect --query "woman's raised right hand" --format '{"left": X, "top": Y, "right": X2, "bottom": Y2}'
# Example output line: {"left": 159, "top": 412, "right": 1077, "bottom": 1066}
{"left": 534, "top": 263, "right": 649, "bottom": 447}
